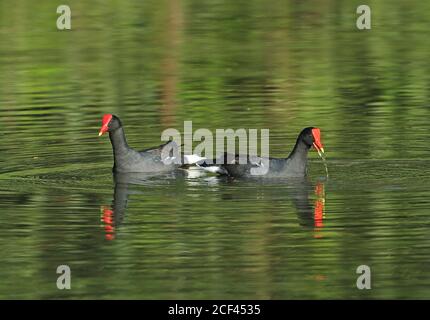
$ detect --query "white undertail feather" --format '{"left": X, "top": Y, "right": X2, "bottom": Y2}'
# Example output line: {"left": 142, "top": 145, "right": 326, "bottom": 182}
{"left": 183, "top": 154, "right": 207, "bottom": 165}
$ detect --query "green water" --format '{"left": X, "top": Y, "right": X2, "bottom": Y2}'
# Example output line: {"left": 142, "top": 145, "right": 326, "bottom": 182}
{"left": 0, "top": 0, "right": 429, "bottom": 299}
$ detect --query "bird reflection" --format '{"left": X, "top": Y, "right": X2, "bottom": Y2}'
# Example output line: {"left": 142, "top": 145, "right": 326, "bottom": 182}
{"left": 100, "top": 171, "right": 326, "bottom": 240}
{"left": 286, "top": 179, "right": 326, "bottom": 231}
{"left": 100, "top": 181, "right": 130, "bottom": 241}
{"left": 214, "top": 177, "right": 327, "bottom": 232}
{"left": 100, "top": 171, "right": 189, "bottom": 240}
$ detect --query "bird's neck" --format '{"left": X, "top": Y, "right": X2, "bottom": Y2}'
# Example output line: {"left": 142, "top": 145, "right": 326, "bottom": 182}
{"left": 109, "top": 127, "right": 130, "bottom": 157}
{"left": 286, "top": 138, "right": 311, "bottom": 174}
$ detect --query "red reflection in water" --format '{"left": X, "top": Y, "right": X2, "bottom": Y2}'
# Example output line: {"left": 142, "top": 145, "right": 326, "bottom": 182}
{"left": 313, "top": 182, "right": 326, "bottom": 237}
{"left": 314, "top": 200, "right": 324, "bottom": 228}
{"left": 101, "top": 206, "right": 115, "bottom": 240}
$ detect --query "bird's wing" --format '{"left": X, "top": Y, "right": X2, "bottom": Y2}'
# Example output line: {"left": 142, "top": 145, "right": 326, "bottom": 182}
{"left": 139, "top": 140, "right": 178, "bottom": 155}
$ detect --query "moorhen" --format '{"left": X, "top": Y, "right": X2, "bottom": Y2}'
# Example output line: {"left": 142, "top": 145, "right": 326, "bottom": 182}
{"left": 98, "top": 114, "right": 202, "bottom": 173}
{"left": 198, "top": 127, "right": 325, "bottom": 178}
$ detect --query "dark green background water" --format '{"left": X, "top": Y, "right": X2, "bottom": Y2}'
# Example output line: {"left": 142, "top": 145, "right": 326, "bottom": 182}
{"left": 0, "top": 0, "right": 429, "bottom": 299}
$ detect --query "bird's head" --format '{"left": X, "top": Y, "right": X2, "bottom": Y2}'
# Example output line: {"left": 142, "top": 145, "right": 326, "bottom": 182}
{"left": 98, "top": 114, "right": 122, "bottom": 136}
{"left": 300, "top": 127, "right": 325, "bottom": 155}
